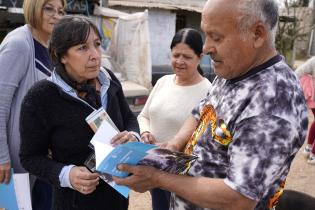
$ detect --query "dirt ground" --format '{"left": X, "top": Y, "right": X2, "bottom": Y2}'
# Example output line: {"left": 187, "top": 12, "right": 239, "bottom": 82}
{"left": 128, "top": 109, "right": 315, "bottom": 210}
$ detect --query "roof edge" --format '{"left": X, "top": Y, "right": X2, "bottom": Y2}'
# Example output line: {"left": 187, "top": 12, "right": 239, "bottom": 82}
{"left": 108, "top": 1, "right": 203, "bottom": 13}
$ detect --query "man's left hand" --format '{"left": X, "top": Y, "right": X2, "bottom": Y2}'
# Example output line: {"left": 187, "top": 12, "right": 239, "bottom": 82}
{"left": 113, "top": 164, "right": 160, "bottom": 193}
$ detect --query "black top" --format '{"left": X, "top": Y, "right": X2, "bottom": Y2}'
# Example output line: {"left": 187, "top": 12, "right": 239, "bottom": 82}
{"left": 34, "top": 38, "right": 52, "bottom": 76}
{"left": 19, "top": 69, "right": 139, "bottom": 209}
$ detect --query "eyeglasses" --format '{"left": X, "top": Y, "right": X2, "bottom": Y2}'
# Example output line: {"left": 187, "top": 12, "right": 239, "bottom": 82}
{"left": 43, "top": 6, "right": 65, "bottom": 17}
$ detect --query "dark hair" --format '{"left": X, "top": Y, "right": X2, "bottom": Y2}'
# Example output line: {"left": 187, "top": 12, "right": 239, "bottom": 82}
{"left": 49, "top": 15, "right": 101, "bottom": 65}
{"left": 170, "top": 28, "right": 204, "bottom": 75}
{"left": 49, "top": 15, "right": 103, "bottom": 109}
{"left": 170, "top": 28, "right": 203, "bottom": 56}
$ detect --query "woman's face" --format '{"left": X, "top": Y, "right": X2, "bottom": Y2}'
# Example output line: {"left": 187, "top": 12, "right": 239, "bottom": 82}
{"left": 171, "top": 43, "right": 201, "bottom": 79}
{"left": 61, "top": 29, "right": 102, "bottom": 83}
{"left": 40, "top": 0, "right": 65, "bottom": 35}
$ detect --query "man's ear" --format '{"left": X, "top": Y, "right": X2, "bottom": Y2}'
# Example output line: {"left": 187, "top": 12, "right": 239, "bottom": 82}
{"left": 251, "top": 21, "right": 267, "bottom": 48}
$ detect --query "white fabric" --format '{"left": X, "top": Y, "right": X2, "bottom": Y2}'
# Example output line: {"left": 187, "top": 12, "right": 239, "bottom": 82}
{"left": 106, "top": 10, "right": 152, "bottom": 89}
{"left": 138, "top": 74, "right": 211, "bottom": 143}
{"left": 295, "top": 56, "right": 315, "bottom": 90}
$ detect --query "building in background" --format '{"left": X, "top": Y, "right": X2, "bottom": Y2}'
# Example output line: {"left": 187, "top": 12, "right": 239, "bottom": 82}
{"left": 0, "top": 0, "right": 99, "bottom": 42}
{"left": 108, "top": 0, "right": 206, "bottom": 66}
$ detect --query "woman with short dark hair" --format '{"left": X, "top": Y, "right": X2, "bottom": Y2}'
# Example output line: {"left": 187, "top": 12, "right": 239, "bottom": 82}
{"left": 19, "top": 15, "right": 139, "bottom": 209}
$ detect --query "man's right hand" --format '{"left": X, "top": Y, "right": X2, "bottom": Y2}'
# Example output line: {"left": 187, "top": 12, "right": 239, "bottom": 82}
{"left": 0, "top": 162, "right": 11, "bottom": 184}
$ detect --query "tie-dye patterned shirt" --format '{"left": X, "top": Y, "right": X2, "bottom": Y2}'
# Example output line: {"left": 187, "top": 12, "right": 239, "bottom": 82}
{"left": 170, "top": 55, "right": 308, "bottom": 210}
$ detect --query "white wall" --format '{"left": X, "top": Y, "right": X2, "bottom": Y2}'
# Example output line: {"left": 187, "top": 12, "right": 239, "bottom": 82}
{"left": 148, "top": 9, "right": 176, "bottom": 65}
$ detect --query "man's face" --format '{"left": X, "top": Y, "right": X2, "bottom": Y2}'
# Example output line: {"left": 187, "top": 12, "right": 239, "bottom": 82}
{"left": 201, "top": 0, "right": 258, "bottom": 80}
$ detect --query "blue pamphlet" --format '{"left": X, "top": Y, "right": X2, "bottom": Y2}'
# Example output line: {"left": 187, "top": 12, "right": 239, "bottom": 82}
{"left": 0, "top": 169, "right": 19, "bottom": 210}
{"left": 88, "top": 142, "right": 197, "bottom": 198}
{"left": 85, "top": 108, "right": 197, "bottom": 198}
{"left": 91, "top": 142, "right": 156, "bottom": 198}
{"left": 97, "top": 142, "right": 156, "bottom": 177}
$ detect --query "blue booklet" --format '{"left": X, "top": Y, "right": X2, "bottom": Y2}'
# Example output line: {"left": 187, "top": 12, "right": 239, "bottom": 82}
{"left": 85, "top": 108, "right": 197, "bottom": 198}
{"left": 85, "top": 142, "right": 197, "bottom": 198}
{"left": 0, "top": 169, "right": 19, "bottom": 210}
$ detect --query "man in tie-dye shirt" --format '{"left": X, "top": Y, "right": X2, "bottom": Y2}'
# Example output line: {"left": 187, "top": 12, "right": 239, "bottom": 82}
{"left": 113, "top": 0, "right": 308, "bottom": 210}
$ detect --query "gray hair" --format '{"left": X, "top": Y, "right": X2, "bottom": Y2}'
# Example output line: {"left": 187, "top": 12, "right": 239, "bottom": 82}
{"left": 237, "top": 0, "right": 279, "bottom": 46}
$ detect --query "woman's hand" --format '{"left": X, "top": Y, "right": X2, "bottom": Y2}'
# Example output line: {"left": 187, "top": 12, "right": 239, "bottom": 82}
{"left": 157, "top": 141, "right": 180, "bottom": 152}
{"left": 69, "top": 166, "right": 100, "bottom": 195}
{"left": 140, "top": 132, "right": 157, "bottom": 144}
{"left": 0, "top": 162, "right": 11, "bottom": 184}
{"left": 111, "top": 131, "right": 138, "bottom": 146}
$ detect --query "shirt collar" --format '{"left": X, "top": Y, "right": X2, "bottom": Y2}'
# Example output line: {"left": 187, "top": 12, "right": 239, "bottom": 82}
{"left": 47, "top": 67, "right": 111, "bottom": 98}
{"left": 228, "top": 54, "right": 282, "bottom": 84}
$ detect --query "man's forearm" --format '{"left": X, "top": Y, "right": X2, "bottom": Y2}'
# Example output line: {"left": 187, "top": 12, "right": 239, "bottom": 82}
{"left": 155, "top": 171, "right": 257, "bottom": 210}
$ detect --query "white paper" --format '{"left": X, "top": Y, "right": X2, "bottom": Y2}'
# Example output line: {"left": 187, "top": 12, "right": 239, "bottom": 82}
{"left": 90, "top": 120, "right": 118, "bottom": 168}
{"left": 94, "top": 141, "right": 114, "bottom": 168}
{"left": 13, "top": 173, "right": 32, "bottom": 210}
{"left": 90, "top": 120, "right": 118, "bottom": 146}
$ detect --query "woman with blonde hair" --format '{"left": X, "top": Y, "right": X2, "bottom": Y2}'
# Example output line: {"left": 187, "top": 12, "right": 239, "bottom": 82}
{"left": 0, "top": 0, "right": 66, "bottom": 208}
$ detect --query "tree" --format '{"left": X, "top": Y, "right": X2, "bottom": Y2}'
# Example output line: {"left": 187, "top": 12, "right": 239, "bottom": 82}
{"left": 276, "top": 0, "right": 314, "bottom": 67}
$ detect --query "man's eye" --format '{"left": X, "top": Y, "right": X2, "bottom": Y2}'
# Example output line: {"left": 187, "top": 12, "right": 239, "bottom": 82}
{"left": 212, "top": 36, "right": 221, "bottom": 42}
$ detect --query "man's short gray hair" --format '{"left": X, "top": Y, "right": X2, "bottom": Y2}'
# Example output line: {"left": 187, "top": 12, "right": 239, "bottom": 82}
{"left": 237, "top": 0, "right": 279, "bottom": 46}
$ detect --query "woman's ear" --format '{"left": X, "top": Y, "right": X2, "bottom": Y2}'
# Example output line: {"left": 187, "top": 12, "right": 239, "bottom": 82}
{"left": 60, "top": 55, "right": 67, "bottom": 64}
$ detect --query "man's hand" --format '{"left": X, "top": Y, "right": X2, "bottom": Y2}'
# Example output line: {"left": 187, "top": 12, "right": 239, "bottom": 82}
{"left": 111, "top": 131, "right": 138, "bottom": 146}
{"left": 0, "top": 162, "right": 11, "bottom": 184}
{"left": 140, "top": 132, "right": 157, "bottom": 144}
{"left": 69, "top": 166, "right": 100, "bottom": 195}
{"left": 113, "top": 164, "right": 161, "bottom": 193}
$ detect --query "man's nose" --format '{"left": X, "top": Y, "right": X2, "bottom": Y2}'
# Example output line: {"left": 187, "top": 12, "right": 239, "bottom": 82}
{"left": 203, "top": 39, "right": 216, "bottom": 55}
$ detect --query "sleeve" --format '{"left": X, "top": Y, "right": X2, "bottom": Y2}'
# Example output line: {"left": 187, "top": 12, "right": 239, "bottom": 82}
{"left": 59, "top": 165, "right": 75, "bottom": 188}
{"left": 224, "top": 114, "right": 297, "bottom": 201}
{"left": 0, "top": 37, "right": 29, "bottom": 164}
{"left": 137, "top": 77, "right": 163, "bottom": 134}
{"left": 19, "top": 86, "right": 66, "bottom": 187}
{"left": 108, "top": 70, "right": 140, "bottom": 133}
{"left": 191, "top": 91, "right": 211, "bottom": 121}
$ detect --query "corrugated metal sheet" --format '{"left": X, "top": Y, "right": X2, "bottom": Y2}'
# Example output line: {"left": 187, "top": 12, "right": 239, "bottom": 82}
{"left": 108, "top": 0, "right": 207, "bottom": 12}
